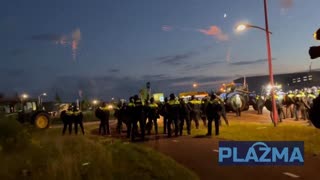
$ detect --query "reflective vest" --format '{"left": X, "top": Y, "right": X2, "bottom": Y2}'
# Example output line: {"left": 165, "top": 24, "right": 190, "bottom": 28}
{"left": 73, "top": 110, "right": 82, "bottom": 116}
{"left": 66, "top": 110, "right": 74, "bottom": 116}
{"left": 99, "top": 106, "right": 109, "bottom": 112}
{"left": 168, "top": 100, "right": 180, "bottom": 105}
{"left": 148, "top": 103, "right": 158, "bottom": 109}
{"left": 189, "top": 99, "right": 202, "bottom": 105}
{"left": 307, "top": 94, "right": 316, "bottom": 99}
{"left": 128, "top": 102, "right": 135, "bottom": 107}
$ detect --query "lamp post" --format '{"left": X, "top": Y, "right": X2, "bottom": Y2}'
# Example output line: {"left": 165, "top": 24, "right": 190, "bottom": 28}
{"left": 235, "top": 0, "right": 278, "bottom": 126}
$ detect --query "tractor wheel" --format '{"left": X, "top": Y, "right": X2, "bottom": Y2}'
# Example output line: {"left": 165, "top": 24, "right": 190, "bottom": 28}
{"left": 34, "top": 113, "right": 50, "bottom": 129}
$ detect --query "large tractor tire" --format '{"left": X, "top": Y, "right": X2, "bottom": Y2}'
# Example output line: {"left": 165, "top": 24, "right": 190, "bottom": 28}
{"left": 34, "top": 112, "right": 50, "bottom": 129}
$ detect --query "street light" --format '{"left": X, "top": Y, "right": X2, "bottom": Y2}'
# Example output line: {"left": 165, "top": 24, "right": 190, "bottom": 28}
{"left": 236, "top": 23, "right": 272, "bottom": 34}
{"left": 193, "top": 83, "right": 198, "bottom": 88}
{"left": 38, "top": 93, "right": 47, "bottom": 106}
{"left": 235, "top": 0, "right": 278, "bottom": 126}
{"left": 21, "top": 93, "right": 28, "bottom": 99}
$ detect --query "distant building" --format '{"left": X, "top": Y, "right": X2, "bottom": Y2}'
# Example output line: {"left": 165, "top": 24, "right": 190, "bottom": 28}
{"left": 233, "top": 70, "right": 320, "bottom": 94}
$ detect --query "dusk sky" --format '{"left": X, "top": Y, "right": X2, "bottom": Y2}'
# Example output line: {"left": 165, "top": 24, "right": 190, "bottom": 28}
{"left": 1, "top": 0, "right": 320, "bottom": 101}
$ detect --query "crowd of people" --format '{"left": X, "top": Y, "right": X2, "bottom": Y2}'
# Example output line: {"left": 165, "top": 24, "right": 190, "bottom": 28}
{"left": 95, "top": 93, "right": 226, "bottom": 141}
{"left": 258, "top": 86, "right": 320, "bottom": 123}
{"left": 60, "top": 86, "right": 320, "bottom": 138}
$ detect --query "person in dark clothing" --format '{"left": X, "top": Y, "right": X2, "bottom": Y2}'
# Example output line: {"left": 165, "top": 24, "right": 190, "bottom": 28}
{"left": 61, "top": 104, "right": 73, "bottom": 135}
{"left": 188, "top": 95, "right": 201, "bottom": 129}
{"left": 206, "top": 94, "right": 222, "bottom": 136}
{"left": 133, "top": 95, "right": 146, "bottom": 141}
{"left": 179, "top": 98, "right": 191, "bottom": 135}
{"left": 160, "top": 97, "right": 169, "bottom": 134}
{"left": 200, "top": 97, "right": 208, "bottom": 127}
{"left": 216, "top": 95, "right": 229, "bottom": 126}
{"left": 95, "top": 102, "right": 110, "bottom": 135}
{"left": 126, "top": 97, "right": 135, "bottom": 138}
{"left": 166, "top": 94, "right": 180, "bottom": 137}
{"left": 146, "top": 97, "right": 159, "bottom": 135}
{"left": 73, "top": 104, "right": 84, "bottom": 135}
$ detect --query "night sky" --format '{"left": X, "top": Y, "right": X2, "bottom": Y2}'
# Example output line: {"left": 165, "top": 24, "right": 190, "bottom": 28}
{"left": 1, "top": 0, "right": 319, "bottom": 101}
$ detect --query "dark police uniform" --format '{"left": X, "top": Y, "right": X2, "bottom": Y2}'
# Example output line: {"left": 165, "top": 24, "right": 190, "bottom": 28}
{"left": 61, "top": 105, "right": 73, "bottom": 135}
{"left": 179, "top": 99, "right": 191, "bottom": 135}
{"left": 206, "top": 95, "right": 222, "bottom": 136}
{"left": 146, "top": 99, "right": 159, "bottom": 135}
{"left": 166, "top": 94, "right": 180, "bottom": 137}
{"left": 188, "top": 96, "right": 201, "bottom": 129}
{"left": 126, "top": 98, "right": 135, "bottom": 139}
{"left": 73, "top": 106, "right": 84, "bottom": 135}
{"left": 95, "top": 103, "right": 110, "bottom": 135}
{"left": 133, "top": 96, "right": 146, "bottom": 141}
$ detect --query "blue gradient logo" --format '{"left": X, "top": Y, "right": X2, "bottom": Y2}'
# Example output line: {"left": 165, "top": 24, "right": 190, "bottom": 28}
{"left": 218, "top": 141, "right": 304, "bottom": 165}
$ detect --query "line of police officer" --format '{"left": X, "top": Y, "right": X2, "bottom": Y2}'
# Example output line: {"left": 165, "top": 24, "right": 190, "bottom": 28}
{"left": 257, "top": 87, "right": 319, "bottom": 123}
{"left": 60, "top": 103, "right": 85, "bottom": 135}
{"left": 105, "top": 93, "right": 224, "bottom": 141}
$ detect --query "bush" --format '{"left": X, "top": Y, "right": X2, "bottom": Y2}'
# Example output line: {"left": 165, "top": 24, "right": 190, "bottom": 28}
{"left": 0, "top": 114, "right": 31, "bottom": 152}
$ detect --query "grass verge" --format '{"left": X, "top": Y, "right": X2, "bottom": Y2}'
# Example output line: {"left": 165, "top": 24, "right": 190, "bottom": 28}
{"left": 0, "top": 116, "right": 199, "bottom": 180}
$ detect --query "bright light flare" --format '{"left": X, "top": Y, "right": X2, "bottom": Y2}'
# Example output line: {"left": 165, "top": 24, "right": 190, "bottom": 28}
{"left": 107, "top": 105, "right": 113, "bottom": 109}
{"left": 193, "top": 83, "right": 198, "bottom": 88}
{"left": 92, "top": 100, "right": 98, "bottom": 105}
{"left": 236, "top": 24, "right": 247, "bottom": 32}
{"left": 21, "top": 94, "right": 28, "bottom": 99}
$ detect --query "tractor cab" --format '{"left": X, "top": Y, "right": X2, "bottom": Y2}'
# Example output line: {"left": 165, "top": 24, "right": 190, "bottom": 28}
{"left": 0, "top": 98, "right": 51, "bottom": 129}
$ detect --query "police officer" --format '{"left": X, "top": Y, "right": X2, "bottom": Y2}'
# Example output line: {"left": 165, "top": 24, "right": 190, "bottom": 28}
{"left": 206, "top": 94, "right": 222, "bottom": 136}
{"left": 160, "top": 97, "right": 169, "bottom": 134}
{"left": 146, "top": 97, "right": 159, "bottom": 135}
{"left": 294, "top": 90, "right": 307, "bottom": 120}
{"left": 166, "top": 94, "right": 180, "bottom": 137}
{"left": 286, "top": 90, "right": 295, "bottom": 118}
{"left": 179, "top": 98, "right": 191, "bottom": 135}
{"left": 216, "top": 95, "right": 229, "bottom": 126}
{"left": 133, "top": 95, "right": 146, "bottom": 141}
{"left": 200, "top": 97, "right": 208, "bottom": 127}
{"left": 61, "top": 104, "right": 73, "bottom": 135}
{"left": 73, "top": 103, "right": 85, "bottom": 135}
{"left": 256, "top": 95, "right": 265, "bottom": 115}
{"left": 95, "top": 102, "right": 110, "bottom": 135}
{"left": 126, "top": 97, "right": 135, "bottom": 139}
{"left": 188, "top": 95, "right": 201, "bottom": 129}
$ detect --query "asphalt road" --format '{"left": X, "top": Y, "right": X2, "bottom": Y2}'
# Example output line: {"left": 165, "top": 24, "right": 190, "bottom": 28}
{"left": 143, "top": 134, "right": 320, "bottom": 180}
{"left": 138, "top": 109, "right": 319, "bottom": 180}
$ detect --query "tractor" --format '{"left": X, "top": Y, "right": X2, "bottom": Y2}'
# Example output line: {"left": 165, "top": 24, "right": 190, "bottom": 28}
{"left": 218, "top": 82, "right": 256, "bottom": 112}
{"left": 0, "top": 97, "right": 51, "bottom": 129}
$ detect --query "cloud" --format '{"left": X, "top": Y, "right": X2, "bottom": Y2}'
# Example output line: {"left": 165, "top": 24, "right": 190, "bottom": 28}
{"left": 229, "top": 58, "right": 276, "bottom": 66}
{"left": 182, "top": 60, "right": 224, "bottom": 71}
{"left": 162, "top": 25, "right": 173, "bottom": 32}
{"left": 141, "top": 74, "right": 168, "bottom": 81}
{"left": 109, "top": 69, "right": 120, "bottom": 73}
{"left": 156, "top": 51, "right": 197, "bottom": 65}
{"left": 198, "top": 25, "right": 229, "bottom": 41}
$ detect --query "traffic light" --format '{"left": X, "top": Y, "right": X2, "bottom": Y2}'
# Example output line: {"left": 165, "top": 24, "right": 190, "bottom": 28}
{"left": 309, "top": 46, "right": 320, "bottom": 59}
{"left": 314, "top": 28, "right": 320, "bottom": 40}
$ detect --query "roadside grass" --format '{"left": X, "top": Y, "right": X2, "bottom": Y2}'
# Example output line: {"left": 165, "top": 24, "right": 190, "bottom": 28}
{"left": 0, "top": 116, "right": 199, "bottom": 180}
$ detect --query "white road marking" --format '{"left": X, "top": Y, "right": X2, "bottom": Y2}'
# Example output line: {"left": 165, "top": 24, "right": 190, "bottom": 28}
{"left": 213, "top": 149, "right": 219, "bottom": 153}
{"left": 172, "top": 140, "right": 178, "bottom": 142}
{"left": 283, "top": 172, "right": 300, "bottom": 178}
